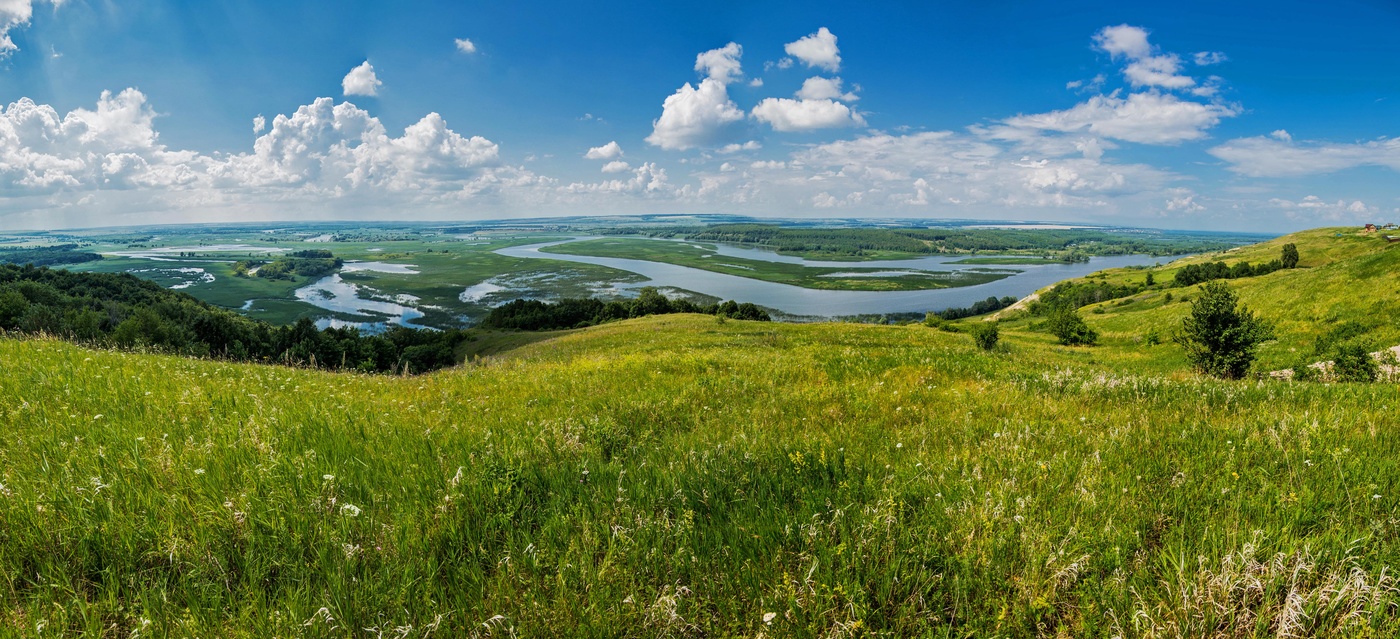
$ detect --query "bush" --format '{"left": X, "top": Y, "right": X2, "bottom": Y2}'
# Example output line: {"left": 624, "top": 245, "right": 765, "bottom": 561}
{"left": 1175, "top": 281, "right": 1274, "bottom": 379}
{"left": 1332, "top": 343, "right": 1379, "bottom": 383}
{"left": 1281, "top": 243, "right": 1299, "bottom": 269}
{"left": 970, "top": 322, "right": 999, "bottom": 351}
{"left": 1045, "top": 307, "right": 1098, "bottom": 346}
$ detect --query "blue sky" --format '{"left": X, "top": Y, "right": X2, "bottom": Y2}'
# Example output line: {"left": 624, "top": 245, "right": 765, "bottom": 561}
{"left": 0, "top": 0, "right": 1396, "bottom": 231}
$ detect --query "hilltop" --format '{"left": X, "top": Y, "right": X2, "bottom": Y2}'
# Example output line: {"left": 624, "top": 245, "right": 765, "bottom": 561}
{"left": 1, "top": 227, "right": 1399, "bottom": 637}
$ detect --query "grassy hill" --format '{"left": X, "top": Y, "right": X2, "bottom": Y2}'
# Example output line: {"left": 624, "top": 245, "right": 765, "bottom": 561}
{"left": 2, "top": 227, "right": 1400, "bottom": 637}
{"left": 988, "top": 226, "right": 1400, "bottom": 374}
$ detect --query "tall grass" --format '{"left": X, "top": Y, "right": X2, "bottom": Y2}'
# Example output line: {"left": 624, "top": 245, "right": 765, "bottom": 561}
{"left": 3, "top": 313, "right": 1400, "bottom": 637}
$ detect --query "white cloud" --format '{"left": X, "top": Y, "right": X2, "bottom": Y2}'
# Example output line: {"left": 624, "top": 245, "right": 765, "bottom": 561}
{"left": 796, "top": 76, "right": 858, "bottom": 102}
{"left": 751, "top": 98, "right": 864, "bottom": 132}
{"left": 252, "top": 115, "right": 266, "bottom": 135}
{"left": 601, "top": 160, "right": 630, "bottom": 173}
{"left": 1092, "top": 25, "right": 1153, "bottom": 60}
{"left": 1194, "top": 51, "right": 1227, "bottom": 65}
{"left": 0, "top": 0, "right": 53, "bottom": 57}
{"left": 565, "top": 162, "right": 669, "bottom": 194}
{"left": 1165, "top": 193, "right": 1204, "bottom": 213}
{"left": 694, "top": 42, "right": 743, "bottom": 83}
{"left": 784, "top": 27, "right": 841, "bottom": 72}
{"left": 455, "top": 38, "right": 477, "bottom": 54}
{"left": 1209, "top": 135, "right": 1400, "bottom": 177}
{"left": 1123, "top": 54, "right": 1194, "bottom": 89}
{"left": 1268, "top": 195, "right": 1374, "bottom": 222}
{"left": 717, "top": 141, "right": 761, "bottom": 154}
{"left": 584, "top": 141, "right": 623, "bottom": 160}
{"left": 342, "top": 61, "right": 382, "bottom": 97}
{"left": 991, "top": 92, "right": 1238, "bottom": 145}
{"left": 646, "top": 78, "right": 745, "bottom": 150}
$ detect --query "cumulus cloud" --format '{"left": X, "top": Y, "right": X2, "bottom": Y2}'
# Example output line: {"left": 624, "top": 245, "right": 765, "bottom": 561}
{"left": 0, "top": 0, "right": 57, "bottom": 57}
{"left": 1092, "top": 25, "right": 1153, "bottom": 60}
{"left": 717, "top": 141, "right": 762, "bottom": 154}
{"left": 1092, "top": 25, "right": 1196, "bottom": 90}
{"left": 646, "top": 78, "right": 745, "bottom": 150}
{"left": 565, "top": 162, "right": 669, "bottom": 194}
{"left": 455, "top": 38, "right": 477, "bottom": 54}
{"left": 751, "top": 97, "right": 865, "bottom": 132}
{"left": 342, "top": 61, "right": 382, "bottom": 97}
{"left": 601, "top": 160, "right": 630, "bottom": 173}
{"left": 796, "top": 77, "right": 858, "bottom": 102}
{"left": 989, "top": 92, "right": 1238, "bottom": 145}
{"left": 253, "top": 115, "right": 266, "bottom": 135}
{"left": 694, "top": 42, "right": 743, "bottom": 83}
{"left": 784, "top": 27, "right": 841, "bottom": 72}
{"left": 1209, "top": 135, "right": 1400, "bottom": 177}
{"left": 584, "top": 141, "right": 623, "bottom": 160}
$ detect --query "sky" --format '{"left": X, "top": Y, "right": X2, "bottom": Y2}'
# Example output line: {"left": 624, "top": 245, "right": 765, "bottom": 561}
{"left": 0, "top": 0, "right": 1396, "bottom": 231}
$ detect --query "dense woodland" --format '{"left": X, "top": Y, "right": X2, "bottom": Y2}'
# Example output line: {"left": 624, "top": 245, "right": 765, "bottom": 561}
{"left": 0, "top": 244, "right": 103, "bottom": 267}
{"left": 603, "top": 223, "right": 1238, "bottom": 259}
{"left": 482, "top": 287, "right": 770, "bottom": 330}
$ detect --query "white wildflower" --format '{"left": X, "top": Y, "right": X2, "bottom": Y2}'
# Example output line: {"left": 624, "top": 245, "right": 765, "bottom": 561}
{"left": 763, "top": 612, "right": 777, "bottom": 624}
{"left": 194, "top": 468, "right": 205, "bottom": 475}
{"left": 340, "top": 503, "right": 362, "bottom": 517}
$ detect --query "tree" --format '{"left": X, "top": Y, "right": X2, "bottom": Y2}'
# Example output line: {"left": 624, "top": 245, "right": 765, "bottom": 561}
{"left": 970, "top": 322, "right": 999, "bottom": 351}
{"left": 1145, "top": 272, "right": 1154, "bottom": 286}
{"left": 1175, "top": 281, "right": 1274, "bottom": 379}
{"left": 1332, "top": 342, "right": 1379, "bottom": 382}
{"left": 1045, "top": 307, "right": 1098, "bottom": 346}
{"left": 1281, "top": 243, "right": 1299, "bottom": 269}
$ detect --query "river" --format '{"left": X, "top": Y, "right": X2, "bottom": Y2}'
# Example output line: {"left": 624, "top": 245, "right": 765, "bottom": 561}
{"left": 498, "top": 238, "right": 1165, "bottom": 316}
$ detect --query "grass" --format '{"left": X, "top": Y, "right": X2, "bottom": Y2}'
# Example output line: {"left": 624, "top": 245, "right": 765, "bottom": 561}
{"left": 5, "top": 309, "right": 1400, "bottom": 636}
{"left": 542, "top": 237, "right": 1015, "bottom": 291}
{"left": 4, "top": 225, "right": 1400, "bottom": 636}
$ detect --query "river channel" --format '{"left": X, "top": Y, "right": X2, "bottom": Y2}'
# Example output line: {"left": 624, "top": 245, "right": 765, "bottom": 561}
{"left": 497, "top": 238, "right": 1167, "bottom": 316}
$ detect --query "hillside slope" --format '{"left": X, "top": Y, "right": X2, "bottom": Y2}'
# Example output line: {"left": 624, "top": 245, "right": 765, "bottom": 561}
{"left": 3, "top": 309, "right": 1400, "bottom": 636}
{"left": 989, "top": 226, "right": 1400, "bottom": 373}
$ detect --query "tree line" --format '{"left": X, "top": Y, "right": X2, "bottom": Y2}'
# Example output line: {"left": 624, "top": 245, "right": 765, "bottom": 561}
{"left": 0, "top": 244, "right": 103, "bottom": 267}
{"left": 232, "top": 250, "right": 342, "bottom": 280}
{"left": 481, "top": 287, "right": 770, "bottom": 331}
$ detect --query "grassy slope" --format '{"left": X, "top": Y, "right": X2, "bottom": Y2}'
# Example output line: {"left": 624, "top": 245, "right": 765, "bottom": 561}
{"left": 4, "top": 301, "right": 1400, "bottom": 636}
{"left": 988, "top": 227, "right": 1400, "bottom": 372}
{"left": 543, "top": 237, "right": 1012, "bottom": 291}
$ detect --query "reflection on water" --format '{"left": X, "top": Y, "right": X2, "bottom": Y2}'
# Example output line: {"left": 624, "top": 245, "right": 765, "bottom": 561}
{"left": 502, "top": 237, "right": 1165, "bottom": 316}
{"left": 296, "top": 272, "right": 429, "bottom": 331}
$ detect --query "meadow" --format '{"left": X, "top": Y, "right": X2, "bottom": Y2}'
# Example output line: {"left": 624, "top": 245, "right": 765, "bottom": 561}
{"left": 2, "top": 226, "right": 1397, "bottom": 637}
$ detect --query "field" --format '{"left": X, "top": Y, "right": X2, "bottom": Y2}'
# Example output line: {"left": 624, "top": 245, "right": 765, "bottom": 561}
{"left": 542, "top": 237, "right": 1014, "bottom": 291}
{"left": 3, "top": 227, "right": 1400, "bottom": 637}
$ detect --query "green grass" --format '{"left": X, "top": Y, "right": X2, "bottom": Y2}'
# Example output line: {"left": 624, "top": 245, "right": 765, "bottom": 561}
{"left": 4, "top": 226, "right": 1400, "bottom": 636}
{"left": 543, "top": 237, "right": 1015, "bottom": 291}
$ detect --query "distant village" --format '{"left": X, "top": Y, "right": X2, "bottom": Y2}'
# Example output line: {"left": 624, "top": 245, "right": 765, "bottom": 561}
{"left": 1362, "top": 223, "right": 1400, "bottom": 242}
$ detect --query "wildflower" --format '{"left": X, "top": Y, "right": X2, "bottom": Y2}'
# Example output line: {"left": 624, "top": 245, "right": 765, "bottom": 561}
{"left": 194, "top": 468, "right": 205, "bottom": 475}
{"left": 93, "top": 414, "right": 104, "bottom": 420}
{"left": 323, "top": 474, "right": 335, "bottom": 481}
{"left": 340, "top": 503, "right": 362, "bottom": 517}
{"left": 1374, "top": 494, "right": 1383, "bottom": 500}
{"left": 763, "top": 612, "right": 777, "bottom": 625}
{"left": 896, "top": 442, "right": 903, "bottom": 449}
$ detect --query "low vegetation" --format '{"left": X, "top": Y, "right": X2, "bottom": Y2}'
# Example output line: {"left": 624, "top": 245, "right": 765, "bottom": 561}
{"left": 481, "top": 287, "right": 770, "bottom": 330}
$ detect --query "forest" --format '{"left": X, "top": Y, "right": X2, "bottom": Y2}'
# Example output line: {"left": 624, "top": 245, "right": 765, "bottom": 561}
{"left": 0, "top": 244, "right": 103, "bottom": 267}
{"left": 481, "top": 287, "right": 771, "bottom": 330}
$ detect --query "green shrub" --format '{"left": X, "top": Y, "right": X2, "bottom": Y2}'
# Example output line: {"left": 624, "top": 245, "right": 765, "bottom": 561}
{"left": 1332, "top": 343, "right": 1379, "bottom": 383}
{"left": 970, "top": 322, "right": 999, "bottom": 351}
{"left": 1045, "top": 307, "right": 1098, "bottom": 346}
{"left": 1175, "top": 281, "right": 1273, "bottom": 379}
